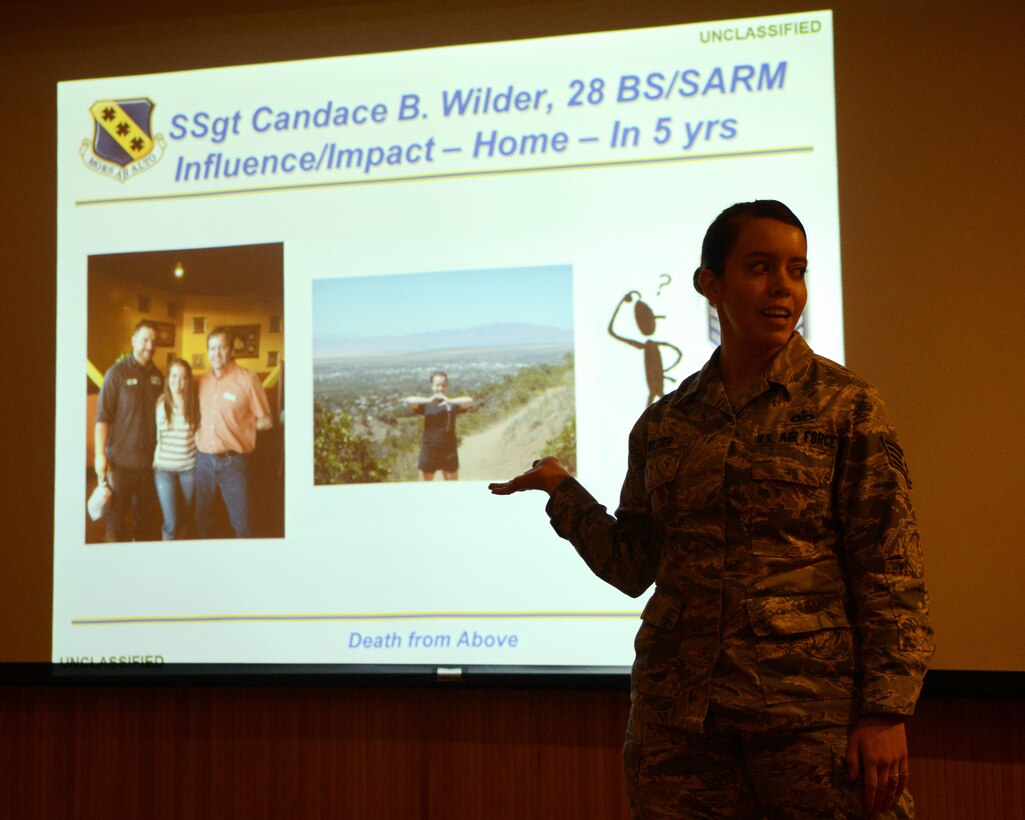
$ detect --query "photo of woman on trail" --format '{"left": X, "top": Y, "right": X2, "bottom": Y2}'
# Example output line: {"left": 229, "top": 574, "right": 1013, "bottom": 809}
{"left": 312, "top": 265, "right": 576, "bottom": 485}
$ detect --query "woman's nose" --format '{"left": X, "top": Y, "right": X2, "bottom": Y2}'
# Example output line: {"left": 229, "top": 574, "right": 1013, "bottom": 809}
{"left": 769, "top": 268, "right": 791, "bottom": 295}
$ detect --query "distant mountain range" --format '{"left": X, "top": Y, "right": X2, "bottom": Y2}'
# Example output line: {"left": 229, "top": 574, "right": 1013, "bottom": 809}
{"left": 313, "top": 322, "right": 573, "bottom": 359}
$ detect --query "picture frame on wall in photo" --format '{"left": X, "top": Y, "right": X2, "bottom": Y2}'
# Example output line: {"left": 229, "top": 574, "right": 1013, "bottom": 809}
{"left": 224, "top": 324, "right": 260, "bottom": 358}
{"left": 152, "top": 321, "right": 175, "bottom": 347}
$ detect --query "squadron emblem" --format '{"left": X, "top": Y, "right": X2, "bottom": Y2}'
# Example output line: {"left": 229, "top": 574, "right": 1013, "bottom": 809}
{"left": 80, "top": 98, "right": 165, "bottom": 182}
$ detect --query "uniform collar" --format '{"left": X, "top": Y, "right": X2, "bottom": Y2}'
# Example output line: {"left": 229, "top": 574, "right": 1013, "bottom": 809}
{"left": 763, "top": 332, "right": 814, "bottom": 399}
{"left": 673, "top": 332, "right": 813, "bottom": 406}
{"left": 675, "top": 348, "right": 723, "bottom": 404}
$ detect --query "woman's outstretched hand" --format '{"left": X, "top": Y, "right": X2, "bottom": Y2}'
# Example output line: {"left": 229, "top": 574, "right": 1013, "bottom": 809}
{"left": 488, "top": 456, "right": 570, "bottom": 496}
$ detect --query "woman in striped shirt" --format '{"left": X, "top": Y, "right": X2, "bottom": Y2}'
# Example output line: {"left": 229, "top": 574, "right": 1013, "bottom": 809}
{"left": 153, "top": 358, "right": 200, "bottom": 540}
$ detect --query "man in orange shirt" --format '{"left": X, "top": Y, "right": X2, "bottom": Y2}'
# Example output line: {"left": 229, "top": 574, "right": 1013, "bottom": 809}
{"left": 195, "top": 328, "right": 272, "bottom": 538}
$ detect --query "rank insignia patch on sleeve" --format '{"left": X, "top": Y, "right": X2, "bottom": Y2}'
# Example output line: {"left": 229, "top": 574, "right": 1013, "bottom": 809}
{"left": 882, "top": 436, "right": 912, "bottom": 488}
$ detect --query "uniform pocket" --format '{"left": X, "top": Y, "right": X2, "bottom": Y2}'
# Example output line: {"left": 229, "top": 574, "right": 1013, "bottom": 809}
{"left": 750, "top": 452, "right": 834, "bottom": 487}
{"left": 643, "top": 448, "right": 690, "bottom": 526}
{"left": 639, "top": 589, "right": 681, "bottom": 628}
{"left": 632, "top": 591, "right": 682, "bottom": 699}
{"left": 644, "top": 443, "right": 723, "bottom": 519}
{"left": 644, "top": 448, "right": 684, "bottom": 494}
{"left": 748, "top": 448, "right": 836, "bottom": 557}
{"left": 746, "top": 594, "right": 854, "bottom": 705}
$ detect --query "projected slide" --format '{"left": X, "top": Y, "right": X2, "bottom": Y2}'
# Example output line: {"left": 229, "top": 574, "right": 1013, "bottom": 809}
{"left": 54, "top": 10, "right": 842, "bottom": 668}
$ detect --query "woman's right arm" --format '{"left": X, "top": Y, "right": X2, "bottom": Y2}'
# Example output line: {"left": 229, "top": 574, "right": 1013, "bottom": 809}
{"left": 487, "top": 456, "right": 570, "bottom": 495}
{"left": 489, "top": 421, "right": 660, "bottom": 598}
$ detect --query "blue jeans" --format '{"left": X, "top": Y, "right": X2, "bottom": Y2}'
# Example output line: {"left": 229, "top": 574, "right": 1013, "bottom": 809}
{"left": 154, "top": 467, "right": 195, "bottom": 540}
{"left": 195, "top": 451, "right": 250, "bottom": 538}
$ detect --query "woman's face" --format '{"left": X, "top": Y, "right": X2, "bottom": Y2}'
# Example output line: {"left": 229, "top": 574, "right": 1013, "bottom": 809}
{"left": 703, "top": 217, "right": 808, "bottom": 359}
{"left": 168, "top": 364, "right": 190, "bottom": 395}
{"left": 431, "top": 374, "right": 448, "bottom": 395}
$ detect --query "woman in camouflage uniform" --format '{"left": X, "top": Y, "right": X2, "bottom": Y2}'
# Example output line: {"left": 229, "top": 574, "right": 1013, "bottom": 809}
{"left": 490, "top": 200, "right": 933, "bottom": 819}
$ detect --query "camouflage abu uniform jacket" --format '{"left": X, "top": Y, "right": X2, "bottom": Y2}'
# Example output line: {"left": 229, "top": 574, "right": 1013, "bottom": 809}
{"left": 546, "top": 334, "right": 933, "bottom": 732}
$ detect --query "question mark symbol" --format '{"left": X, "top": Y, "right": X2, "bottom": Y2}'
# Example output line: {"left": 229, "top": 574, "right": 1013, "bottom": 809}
{"left": 657, "top": 273, "right": 672, "bottom": 296}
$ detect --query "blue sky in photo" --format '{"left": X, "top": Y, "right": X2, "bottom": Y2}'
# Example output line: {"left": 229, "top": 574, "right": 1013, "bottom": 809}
{"left": 313, "top": 265, "right": 573, "bottom": 338}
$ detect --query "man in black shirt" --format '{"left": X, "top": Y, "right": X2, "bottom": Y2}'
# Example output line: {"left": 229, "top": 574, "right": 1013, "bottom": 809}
{"left": 94, "top": 320, "right": 164, "bottom": 541}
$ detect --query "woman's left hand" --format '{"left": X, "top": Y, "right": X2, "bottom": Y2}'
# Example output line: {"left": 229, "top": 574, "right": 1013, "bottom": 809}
{"left": 845, "top": 715, "right": 909, "bottom": 818}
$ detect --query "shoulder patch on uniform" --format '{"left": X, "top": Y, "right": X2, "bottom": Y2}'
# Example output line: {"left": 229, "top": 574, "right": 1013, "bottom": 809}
{"left": 882, "top": 436, "right": 912, "bottom": 488}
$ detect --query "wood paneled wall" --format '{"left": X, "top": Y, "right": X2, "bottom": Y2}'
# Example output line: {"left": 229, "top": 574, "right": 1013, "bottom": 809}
{"left": 3, "top": 686, "right": 1023, "bottom": 819}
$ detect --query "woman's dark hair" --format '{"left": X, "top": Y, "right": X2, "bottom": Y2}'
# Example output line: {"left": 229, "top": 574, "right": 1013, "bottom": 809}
{"left": 692, "top": 200, "right": 806, "bottom": 295}
{"left": 161, "top": 357, "right": 201, "bottom": 431}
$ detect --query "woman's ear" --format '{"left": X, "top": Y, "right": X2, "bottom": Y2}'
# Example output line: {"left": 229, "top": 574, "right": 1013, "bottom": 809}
{"left": 697, "top": 267, "right": 721, "bottom": 306}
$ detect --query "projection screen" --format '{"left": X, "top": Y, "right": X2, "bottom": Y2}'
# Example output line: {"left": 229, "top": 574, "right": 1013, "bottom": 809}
{"left": 53, "top": 10, "right": 841, "bottom": 673}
